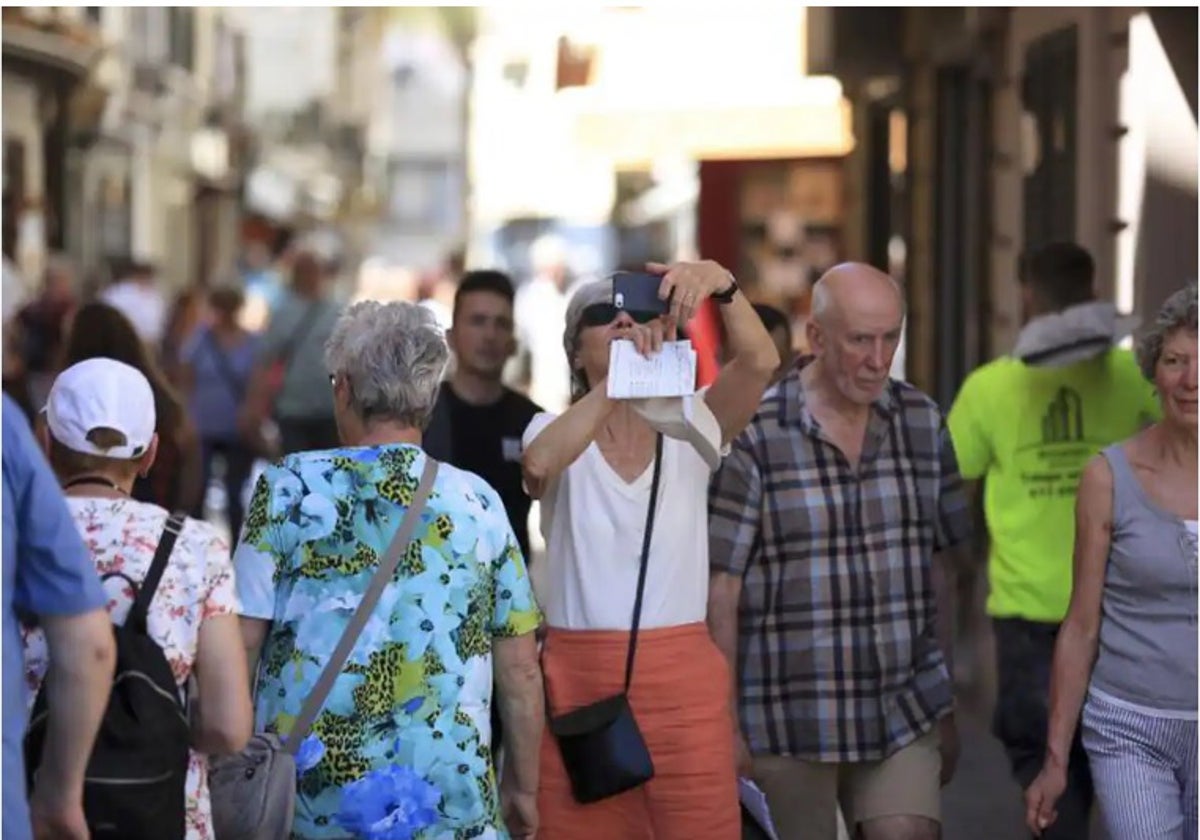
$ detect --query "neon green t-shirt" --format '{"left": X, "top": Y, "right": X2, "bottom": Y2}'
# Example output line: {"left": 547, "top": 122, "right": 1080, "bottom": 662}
{"left": 947, "top": 348, "right": 1159, "bottom": 622}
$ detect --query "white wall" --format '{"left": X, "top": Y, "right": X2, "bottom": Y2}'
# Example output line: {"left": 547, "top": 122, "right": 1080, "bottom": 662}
{"left": 228, "top": 7, "right": 335, "bottom": 116}
{"left": 381, "top": 28, "right": 464, "bottom": 157}
{"left": 1116, "top": 12, "right": 1199, "bottom": 319}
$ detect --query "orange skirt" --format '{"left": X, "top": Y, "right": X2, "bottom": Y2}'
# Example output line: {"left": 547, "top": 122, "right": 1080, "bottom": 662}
{"left": 538, "top": 623, "right": 740, "bottom": 840}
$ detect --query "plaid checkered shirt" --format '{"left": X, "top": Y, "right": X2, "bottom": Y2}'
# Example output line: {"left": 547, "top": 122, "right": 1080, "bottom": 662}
{"left": 709, "top": 363, "right": 972, "bottom": 763}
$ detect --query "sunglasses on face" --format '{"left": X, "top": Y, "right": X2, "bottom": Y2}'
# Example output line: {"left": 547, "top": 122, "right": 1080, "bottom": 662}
{"left": 578, "top": 303, "right": 660, "bottom": 328}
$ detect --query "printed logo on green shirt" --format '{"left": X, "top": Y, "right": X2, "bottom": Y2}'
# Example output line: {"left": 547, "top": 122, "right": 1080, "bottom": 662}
{"left": 1041, "top": 387, "right": 1084, "bottom": 444}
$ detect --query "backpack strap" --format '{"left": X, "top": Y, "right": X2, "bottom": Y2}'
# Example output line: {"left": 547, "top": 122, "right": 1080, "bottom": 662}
{"left": 285, "top": 457, "right": 439, "bottom": 753}
{"left": 128, "top": 511, "right": 187, "bottom": 635}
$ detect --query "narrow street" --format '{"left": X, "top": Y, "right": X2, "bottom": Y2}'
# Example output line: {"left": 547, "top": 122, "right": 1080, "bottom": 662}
{"left": 940, "top": 601, "right": 1107, "bottom": 840}
{"left": 942, "top": 681, "right": 1027, "bottom": 838}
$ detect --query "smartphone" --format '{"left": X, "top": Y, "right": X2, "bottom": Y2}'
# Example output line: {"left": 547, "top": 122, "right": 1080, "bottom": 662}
{"left": 611, "top": 271, "right": 670, "bottom": 316}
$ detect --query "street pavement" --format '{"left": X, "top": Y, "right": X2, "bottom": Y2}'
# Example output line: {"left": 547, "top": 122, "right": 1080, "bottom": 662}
{"left": 939, "top": 591, "right": 1107, "bottom": 840}
{"left": 941, "top": 681, "right": 1028, "bottom": 839}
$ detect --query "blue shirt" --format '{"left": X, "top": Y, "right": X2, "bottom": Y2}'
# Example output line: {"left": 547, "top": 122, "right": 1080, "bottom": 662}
{"left": 181, "top": 327, "right": 261, "bottom": 441}
{"left": 2, "top": 396, "right": 107, "bottom": 840}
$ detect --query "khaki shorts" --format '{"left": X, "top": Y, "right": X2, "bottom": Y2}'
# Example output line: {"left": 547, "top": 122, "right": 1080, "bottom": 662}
{"left": 752, "top": 729, "right": 942, "bottom": 839}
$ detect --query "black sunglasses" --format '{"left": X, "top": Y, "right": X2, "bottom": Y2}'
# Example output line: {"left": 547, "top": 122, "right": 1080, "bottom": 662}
{"left": 578, "top": 303, "right": 660, "bottom": 328}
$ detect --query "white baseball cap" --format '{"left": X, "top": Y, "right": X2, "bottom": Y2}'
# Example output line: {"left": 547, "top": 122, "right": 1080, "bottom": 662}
{"left": 45, "top": 358, "right": 157, "bottom": 459}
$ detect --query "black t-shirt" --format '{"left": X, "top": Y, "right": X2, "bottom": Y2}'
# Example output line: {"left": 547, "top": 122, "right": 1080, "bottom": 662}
{"left": 432, "top": 383, "right": 542, "bottom": 561}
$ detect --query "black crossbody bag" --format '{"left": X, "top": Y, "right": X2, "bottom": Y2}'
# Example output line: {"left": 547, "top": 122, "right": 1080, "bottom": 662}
{"left": 546, "top": 434, "right": 664, "bottom": 804}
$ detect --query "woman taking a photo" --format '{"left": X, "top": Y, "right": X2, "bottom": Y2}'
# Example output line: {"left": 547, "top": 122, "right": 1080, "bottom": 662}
{"left": 522, "top": 260, "right": 778, "bottom": 839}
{"left": 1026, "top": 284, "right": 1198, "bottom": 838}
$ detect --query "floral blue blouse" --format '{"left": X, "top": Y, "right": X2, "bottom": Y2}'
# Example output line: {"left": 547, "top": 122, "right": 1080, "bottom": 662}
{"left": 234, "top": 444, "right": 542, "bottom": 840}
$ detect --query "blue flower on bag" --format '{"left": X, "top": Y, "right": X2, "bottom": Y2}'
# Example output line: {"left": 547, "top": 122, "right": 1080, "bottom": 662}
{"left": 335, "top": 764, "right": 441, "bottom": 840}
{"left": 295, "top": 734, "right": 326, "bottom": 776}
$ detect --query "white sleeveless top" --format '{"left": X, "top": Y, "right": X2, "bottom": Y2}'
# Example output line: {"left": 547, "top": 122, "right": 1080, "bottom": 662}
{"left": 523, "top": 412, "right": 716, "bottom": 630}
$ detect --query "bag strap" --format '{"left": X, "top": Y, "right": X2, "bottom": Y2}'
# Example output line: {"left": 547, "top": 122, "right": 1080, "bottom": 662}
{"left": 623, "top": 433, "right": 664, "bottom": 692}
{"left": 285, "top": 455, "right": 439, "bottom": 754}
{"left": 128, "top": 511, "right": 188, "bottom": 635}
{"left": 275, "top": 301, "right": 322, "bottom": 376}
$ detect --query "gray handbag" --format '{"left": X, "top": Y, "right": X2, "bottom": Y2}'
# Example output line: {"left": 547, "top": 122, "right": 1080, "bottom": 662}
{"left": 209, "top": 458, "right": 439, "bottom": 840}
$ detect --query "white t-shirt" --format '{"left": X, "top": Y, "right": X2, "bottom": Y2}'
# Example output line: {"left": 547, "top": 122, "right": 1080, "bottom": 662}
{"left": 522, "top": 412, "right": 716, "bottom": 630}
{"left": 514, "top": 278, "right": 570, "bottom": 413}
{"left": 101, "top": 280, "right": 168, "bottom": 345}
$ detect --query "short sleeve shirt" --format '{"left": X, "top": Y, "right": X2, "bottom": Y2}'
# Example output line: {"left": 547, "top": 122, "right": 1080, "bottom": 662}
{"left": 234, "top": 444, "right": 541, "bottom": 840}
{"left": 947, "top": 348, "right": 1159, "bottom": 621}
{"left": 181, "top": 327, "right": 261, "bottom": 441}
{"left": 708, "top": 365, "right": 971, "bottom": 762}
{"left": 257, "top": 292, "right": 342, "bottom": 421}
{"left": 21, "top": 500, "right": 237, "bottom": 840}
{"left": 2, "top": 397, "right": 107, "bottom": 840}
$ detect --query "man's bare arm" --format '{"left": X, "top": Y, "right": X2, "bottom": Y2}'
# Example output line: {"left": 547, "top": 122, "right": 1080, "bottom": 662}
{"left": 707, "top": 572, "right": 743, "bottom": 725}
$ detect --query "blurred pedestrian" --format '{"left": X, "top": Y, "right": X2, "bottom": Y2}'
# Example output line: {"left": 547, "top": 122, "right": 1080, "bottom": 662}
{"left": 241, "top": 250, "right": 342, "bottom": 455}
{"left": 100, "top": 259, "right": 168, "bottom": 348}
{"left": 514, "top": 235, "right": 573, "bottom": 413}
{"left": 16, "top": 254, "right": 77, "bottom": 409}
{"left": 235, "top": 301, "right": 544, "bottom": 840}
{"left": 1026, "top": 285, "right": 1197, "bottom": 839}
{"left": 3, "top": 254, "right": 35, "bottom": 420}
{"left": 63, "top": 302, "right": 204, "bottom": 515}
{"left": 239, "top": 239, "right": 285, "bottom": 333}
{"left": 523, "top": 261, "right": 778, "bottom": 839}
{"left": 160, "top": 288, "right": 205, "bottom": 386}
{"left": 178, "top": 285, "right": 261, "bottom": 539}
{"left": 948, "top": 243, "right": 1160, "bottom": 838}
{"left": 3, "top": 393, "right": 115, "bottom": 840}
{"left": 709, "top": 264, "right": 971, "bottom": 840}
{"left": 750, "top": 302, "right": 796, "bottom": 384}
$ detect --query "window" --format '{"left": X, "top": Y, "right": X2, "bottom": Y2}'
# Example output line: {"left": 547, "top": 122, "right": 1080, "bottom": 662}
{"left": 1022, "top": 25, "right": 1078, "bottom": 249}
{"left": 168, "top": 7, "right": 195, "bottom": 71}
{"left": 555, "top": 37, "right": 595, "bottom": 90}
{"left": 129, "top": 8, "right": 168, "bottom": 65}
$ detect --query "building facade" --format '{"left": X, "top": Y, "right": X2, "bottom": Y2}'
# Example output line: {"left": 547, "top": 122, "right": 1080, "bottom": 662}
{"left": 3, "top": 7, "right": 248, "bottom": 295}
{"left": 814, "top": 6, "right": 1198, "bottom": 404}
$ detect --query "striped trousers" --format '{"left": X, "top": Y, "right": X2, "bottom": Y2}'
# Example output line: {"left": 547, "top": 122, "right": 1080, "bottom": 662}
{"left": 1082, "top": 691, "right": 1197, "bottom": 839}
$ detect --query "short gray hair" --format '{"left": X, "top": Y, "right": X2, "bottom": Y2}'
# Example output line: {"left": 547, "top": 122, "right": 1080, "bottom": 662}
{"left": 562, "top": 278, "right": 614, "bottom": 401}
{"left": 324, "top": 301, "right": 449, "bottom": 429}
{"left": 1136, "top": 284, "right": 1197, "bottom": 380}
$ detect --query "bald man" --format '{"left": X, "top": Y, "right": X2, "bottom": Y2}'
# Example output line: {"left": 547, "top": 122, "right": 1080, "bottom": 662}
{"left": 708, "top": 263, "right": 972, "bottom": 840}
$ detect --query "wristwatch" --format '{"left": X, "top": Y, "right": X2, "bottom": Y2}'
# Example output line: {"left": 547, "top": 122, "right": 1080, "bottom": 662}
{"left": 712, "top": 272, "right": 740, "bottom": 304}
